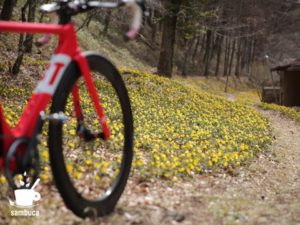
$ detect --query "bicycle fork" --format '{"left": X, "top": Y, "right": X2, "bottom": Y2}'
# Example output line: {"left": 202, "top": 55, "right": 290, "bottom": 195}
{"left": 72, "top": 55, "right": 111, "bottom": 141}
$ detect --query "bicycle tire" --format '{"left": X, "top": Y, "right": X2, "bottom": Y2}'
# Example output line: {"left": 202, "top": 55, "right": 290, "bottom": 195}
{"left": 49, "top": 52, "right": 133, "bottom": 218}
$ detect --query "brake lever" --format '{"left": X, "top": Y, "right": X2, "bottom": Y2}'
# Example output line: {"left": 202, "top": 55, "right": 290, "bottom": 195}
{"left": 123, "top": 0, "right": 148, "bottom": 41}
{"left": 35, "top": 12, "right": 58, "bottom": 47}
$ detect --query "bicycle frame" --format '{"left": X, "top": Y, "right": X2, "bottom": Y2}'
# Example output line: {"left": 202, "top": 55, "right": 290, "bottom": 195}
{"left": 0, "top": 21, "right": 110, "bottom": 169}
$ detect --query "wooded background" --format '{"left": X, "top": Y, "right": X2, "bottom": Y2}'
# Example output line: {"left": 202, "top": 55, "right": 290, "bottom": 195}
{"left": 0, "top": 0, "right": 300, "bottom": 82}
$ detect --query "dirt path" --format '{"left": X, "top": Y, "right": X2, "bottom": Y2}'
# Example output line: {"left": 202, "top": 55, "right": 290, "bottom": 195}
{"left": 1, "top": 109, "right": 300, "bottom": 225}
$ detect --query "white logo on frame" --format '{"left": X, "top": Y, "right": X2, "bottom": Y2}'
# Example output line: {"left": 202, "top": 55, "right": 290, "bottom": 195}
{"left": 35, "top": 54, "right": 71, "bottom": 95}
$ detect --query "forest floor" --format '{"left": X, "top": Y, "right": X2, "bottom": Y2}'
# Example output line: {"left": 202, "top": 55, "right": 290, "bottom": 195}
{"left": 0, "top": 93, "right": 300, "bottom": 225}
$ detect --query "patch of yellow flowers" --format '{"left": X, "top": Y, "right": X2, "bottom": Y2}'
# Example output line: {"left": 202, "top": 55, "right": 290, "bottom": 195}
{"left": 260, "top": 102, "right": 300, "bottom": 122}
{"left": 121, "top": 69, "right": 272, "bottom": 179}
{"left": 0, "top": 70, "right": 272, "bottom": 183}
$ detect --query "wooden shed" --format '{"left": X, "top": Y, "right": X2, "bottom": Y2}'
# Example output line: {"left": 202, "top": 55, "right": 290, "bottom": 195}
{"left": 271, "top": 59, "right": 300, "bottom": 107}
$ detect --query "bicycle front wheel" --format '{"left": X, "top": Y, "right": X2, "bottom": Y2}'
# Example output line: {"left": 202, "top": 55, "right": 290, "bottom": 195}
{"left": 49, "top": 53, "right": 133, "bottom": 218}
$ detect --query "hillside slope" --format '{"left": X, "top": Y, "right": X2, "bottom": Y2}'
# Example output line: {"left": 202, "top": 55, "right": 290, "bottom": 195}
{"left": 1, "top": 68, "right": 295, "bottom": 225}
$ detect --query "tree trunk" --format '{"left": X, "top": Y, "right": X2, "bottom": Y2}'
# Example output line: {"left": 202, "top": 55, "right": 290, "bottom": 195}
{"left": 240, "top": 38, "right": 247, "bottom": 74}
{"left": 199, "top": 34, "right": 206, "bottom": 61}
{"left": 181, "top": 39, "right": 194, "bottom": 76}
{"left": 149, "top": 9, "right": 159, "bottom": 41}
{"left": 203, "top": 30, "right": 212, "bottom": 76}
{"left": 0, "top": 0, "right": 17, "bottom": 21}
{"left": 228, "top": 39, "right": 236, "bottom": 75}
{"left": 191, "top": 36, "right": 201, "bottom": 63}
{"left": 249, "top": 37, "right": 256, "bottom": 77}
{"left": 235, "top": 38, "right": 242, "bottom": 77}
{"left": 157, "top": 0, "right": 181, "bottom": 77}
{"left": 210, "top": 32, "right": 219, "bottom": 60}
{"left": 11, "top": 0, "right": 29, "bottom": 75}
{"left": 223, "top": 36, "right": 230, "bottom": 76}
{"left": 23, "top": 0, "right": 37, "bottom": 53}
{"left": 215, "top": 35, "right": 223, "bottom": 76}
{"left": 245, "top": 37, "right": 253, "bottom": 75}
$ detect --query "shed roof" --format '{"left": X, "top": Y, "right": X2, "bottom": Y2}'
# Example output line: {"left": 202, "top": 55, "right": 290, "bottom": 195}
{"left": 271, "top": 58, "right": 300, "bottom": 72}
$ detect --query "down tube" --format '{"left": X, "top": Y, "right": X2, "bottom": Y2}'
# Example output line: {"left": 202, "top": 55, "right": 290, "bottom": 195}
{"left": 13, "top": 54, "right": 72, "bottom": 137}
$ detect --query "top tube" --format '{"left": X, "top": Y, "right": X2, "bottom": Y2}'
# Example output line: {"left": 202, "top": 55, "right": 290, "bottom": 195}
{"left": 0, "top": 21, "right": 67, "bottom": 35}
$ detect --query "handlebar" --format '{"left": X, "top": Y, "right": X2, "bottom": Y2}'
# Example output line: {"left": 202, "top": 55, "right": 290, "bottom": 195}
{"left": 36, "top": 0, "right": 147, "bottom": 46}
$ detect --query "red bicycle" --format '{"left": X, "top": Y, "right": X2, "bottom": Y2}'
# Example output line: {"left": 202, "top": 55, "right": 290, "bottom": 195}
{"left": 0, "top": 0, "right": 145, "bottom": 218}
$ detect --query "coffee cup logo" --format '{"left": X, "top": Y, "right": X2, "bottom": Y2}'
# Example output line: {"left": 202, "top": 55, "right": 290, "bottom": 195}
{"left": 14, "top": 189, "right": 41, "bottom": 207}
{"left": 9, "top": 178, "right": 41, "bottom": 208}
